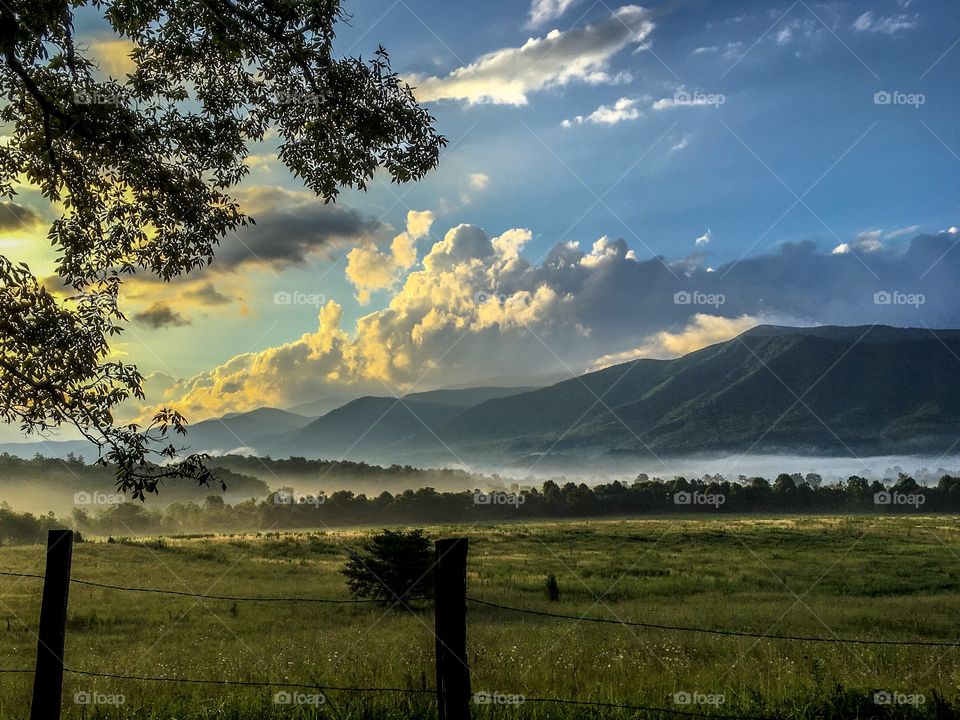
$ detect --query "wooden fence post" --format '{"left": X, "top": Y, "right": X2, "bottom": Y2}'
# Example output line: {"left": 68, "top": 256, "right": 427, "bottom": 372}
{"left": 435, "top": 537, "right": 470, "bottom": 720}
{"left": 30, "top": 529, "right": 73, "bottom": 720}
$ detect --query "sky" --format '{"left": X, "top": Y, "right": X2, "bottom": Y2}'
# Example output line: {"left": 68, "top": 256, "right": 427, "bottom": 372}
{"left": 3, "top": 0, "right": 960, "bottom": 435}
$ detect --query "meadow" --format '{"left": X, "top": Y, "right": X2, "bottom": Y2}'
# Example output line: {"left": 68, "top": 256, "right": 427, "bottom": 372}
{"left": 1, "top": 515, "right": 960, "bottom": 719}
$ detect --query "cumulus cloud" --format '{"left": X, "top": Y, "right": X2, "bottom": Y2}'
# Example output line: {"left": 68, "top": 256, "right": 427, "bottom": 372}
{"left": 563, "top": 96, "right": 644, "bottom": 126}
{"left": 408, "top": 6, "right": 653, "bottom": 105}
{"left": 214, "top": 187, "right": 387, "bottom": 271}
{"left": 134, "top": 302, "right": 191, "bottom": 329}
{"left": 527, "top": 0, "right": 578, "bottom": 27}
{"left": 345, "top": 210, "right": 435, "bottom": 304}
{"left": 695, "top": 229, "right": 711, "bottom": 247}
{"left": 852, "top": 12, "right": 918, "bottom": 34}
{"left": 149, "top": 221, "right": 960, "bottom": 421}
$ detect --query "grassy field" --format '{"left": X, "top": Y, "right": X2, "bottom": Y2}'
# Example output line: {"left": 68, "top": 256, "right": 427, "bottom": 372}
{"left": 2, "top": 515, "right": 960, "bottom": 718}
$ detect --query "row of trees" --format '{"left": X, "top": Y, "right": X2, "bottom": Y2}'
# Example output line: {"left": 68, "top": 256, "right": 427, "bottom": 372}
{"left": 61, "top": 473, "right": 960, "bottom": 537}
{"left": 0, "top": 503, "right": 72, "bottom": 545}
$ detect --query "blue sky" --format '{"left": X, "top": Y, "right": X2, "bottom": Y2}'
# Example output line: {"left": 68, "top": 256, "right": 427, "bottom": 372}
{"left": 5, "top": 0, "right": 960, "bottom": 430}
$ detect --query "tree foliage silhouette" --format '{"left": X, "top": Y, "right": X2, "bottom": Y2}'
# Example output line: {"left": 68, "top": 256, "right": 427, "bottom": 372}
{"left": 341, "top": 529, "right": 433, "bottom": 607}
{"left": 0, "top": 0, "right": 444, "bottom": 497}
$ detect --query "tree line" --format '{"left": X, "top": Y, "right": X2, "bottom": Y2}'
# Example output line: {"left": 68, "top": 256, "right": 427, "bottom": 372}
{"left": 67, "top": 472, "right": 960, "bottom": 537}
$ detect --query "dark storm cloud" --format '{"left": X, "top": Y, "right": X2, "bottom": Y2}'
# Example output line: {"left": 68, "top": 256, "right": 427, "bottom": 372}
{"left": 0, "top": 201, "right": 43, "bottom": 232}
{"left": 134, "top": 302, "right": 192, "bottom": 329}
{"left": 213, "top": 202, "right": 388, "bottom": 271}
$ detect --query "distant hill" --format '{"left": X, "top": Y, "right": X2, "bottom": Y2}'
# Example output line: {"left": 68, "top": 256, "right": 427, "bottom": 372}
{"left": 431, "top": 325, "right": 960, "bottom": 458}
{"left": 286, "top": 396, "right": 352, "bottom": 417}
{"left": 177, "top": 407, "right": 314, "bottom": 454}
{"left": 6, "top": 326, "right": 960, "bottom": 465}
{"left": 402, "top": 385, "right": 538, "bottom": 408}
{"left": 269, "top": 397, "right": 464, "bottom": 459}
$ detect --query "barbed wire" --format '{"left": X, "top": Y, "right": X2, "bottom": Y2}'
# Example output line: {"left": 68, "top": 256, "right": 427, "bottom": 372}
{"left": 0, "top": 570, "right": 428, "bottom": 604}
{"left": 467, "top": 597, "right": 960, "bottom": 648}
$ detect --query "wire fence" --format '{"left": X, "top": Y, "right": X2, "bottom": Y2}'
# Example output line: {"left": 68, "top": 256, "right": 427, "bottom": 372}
{"left": 466, "top": 597, "right": 960, "bottom": 648}
{"left": 3, "top": 540, "right": 955, "bottom": 719}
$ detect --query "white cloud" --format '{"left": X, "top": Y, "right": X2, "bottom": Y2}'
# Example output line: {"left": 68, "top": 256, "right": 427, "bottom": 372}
{"left": 832, "top": 226, "right": 921, "bottom": 254}
{"left": 695, "top": 228, "right": 711, "bottom": 247}
{"left": 407, "top": 6, "right": 654, "bottom": 105}
{"left": 693, "top": 42, "right": 743, "bottom": 59}
{"left": 563, "top": 96, "right": 644, "bottom": 126}
{"left": 527, "top": 0, "right": 577, "bottom": 27}
{"left": 671, "top": 136, "right": 690, "bottom": 152}
{"left": 468, "top": 172, "right": 491, "bottom": 192}
{"left": 852, "top": 11, "right": 918, "bottom": 34}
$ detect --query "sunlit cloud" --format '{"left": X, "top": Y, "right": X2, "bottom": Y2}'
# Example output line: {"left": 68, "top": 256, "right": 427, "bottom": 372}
{"left": 407, "top": 6, "right": 653, "bottom": 105}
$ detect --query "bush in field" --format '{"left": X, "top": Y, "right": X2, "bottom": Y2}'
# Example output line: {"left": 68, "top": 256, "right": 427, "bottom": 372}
{"left": 545, "top": 574, "right": 560, "bottom": 602}
{"left": 341, "top": 529, "right": 433, "bottom": 607}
